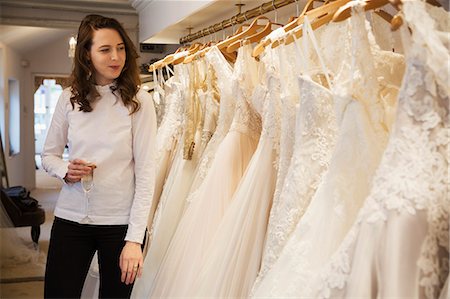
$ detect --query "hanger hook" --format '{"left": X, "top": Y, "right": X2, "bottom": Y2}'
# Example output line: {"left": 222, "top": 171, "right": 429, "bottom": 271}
{"left": 208, "top": 27, "right": 213, "bottom": 42}
{"left": 294, "top": 0, "right": 299, "bottom": 16}
{"left": 272, "top": 0, "right": 278, "bottom": 23}
{"left": 204, "top": 28, "right": 209, "bottom": 42}
{"left": 232, "top": 15, "right": 238, "bottom": 32}
{"left": 221, "top": 21, "right": 225, "bottom": 40}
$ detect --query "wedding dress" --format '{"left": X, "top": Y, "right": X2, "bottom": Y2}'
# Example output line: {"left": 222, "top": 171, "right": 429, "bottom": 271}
{"left": 257, "top": 19, "right": 351, "bottom": 281}
{"left": 316, "top": 2, "right": 449, "bottom": 298}
{"left": 257, "top": 9, "right": 408, "bottom": 281}
{"left": 252, "top": 7, "right": 404, "bottom": 297}
{"left": 148, "top": 44, "right": 261, "bottom": 298}
{"left": 197, "top": 62, "right": 220, "bottom": 158}
{"left": 270, "top": 43, "right": 299, "bottom": 207}
{"left": 145, "top": 69, "right": 185, "bottom": 246}
{"left": 131, "top": 63, "right": 203, "bottom": 298}
{"left": 185, "top": 46, "right": 238, "bottom": 195}
{"left": 186, "top": 44, "right": 282, "bottom": 298}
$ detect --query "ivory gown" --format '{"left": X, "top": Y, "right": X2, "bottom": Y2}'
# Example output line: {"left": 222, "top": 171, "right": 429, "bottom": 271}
{"left": 131, "top": 62, "right": 204, "bottom": 298}
{"left": 148, "top": 44, "right": 261, "bottom": 298}
{"left": 187, "top": 43, "right": 282, "bottom": 298}
{"left": 316, "top": 2, "right": 449, "bottom": 298}
{"left": 252, "top": 7, "right": 405, "bottom": 298}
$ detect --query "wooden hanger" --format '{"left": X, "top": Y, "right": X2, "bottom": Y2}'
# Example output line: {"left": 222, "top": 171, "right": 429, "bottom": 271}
{"left": 253, "top": 0, "right": 332, "bottom": 56}
{"left": 374, "top": 9, "right": 394, "bottom": 22}
{"left": 149, "top": 60, "right": 163, "bottom": 72}
{"left": 252, "top": 0, "right": 317, "bottom": 58}
{"left": 227, "top": 19, "right": 283, "bottom": 53}
{"left": 148, "top": 45, "right": 189, "bottom": 72}
{"left": 333, "top": 0, "right": 389, "bottom": 22}
{"left": 334, "top": 0, "right": 440, "bottom": 26}
{"left": 183, "top": 16, "right": 268, "bottom": 64}
{"left": 173, "top": 43, "right": 202, "bottom": 65}
{"left": 161, "top": 46, "right": 186, "bottom": 66}
{"left": 216, "top": 15, "right": 271, "bottom": 51}
{"left": 332, "top": 0, "right": 441, "bottom": 23}
{"left": 281, "top": 0, "right": 351, "bottom": 46}
{"left": 235, "top": 21, "right": 266, "bottom": 35}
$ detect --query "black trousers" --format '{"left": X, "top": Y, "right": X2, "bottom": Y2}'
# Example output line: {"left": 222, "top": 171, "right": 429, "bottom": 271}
{"left": 44, "top": 217, "right": 133, "bottom": 299}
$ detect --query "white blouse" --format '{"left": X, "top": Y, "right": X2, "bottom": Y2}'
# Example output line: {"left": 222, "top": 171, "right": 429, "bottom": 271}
{"left": 42, "top": 84, "right": 157, "bottom": 244}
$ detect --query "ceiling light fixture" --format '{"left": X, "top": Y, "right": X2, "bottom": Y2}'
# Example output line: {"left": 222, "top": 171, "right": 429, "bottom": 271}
{"left": 68, "top": 36, "right": 77, "bottom": 58}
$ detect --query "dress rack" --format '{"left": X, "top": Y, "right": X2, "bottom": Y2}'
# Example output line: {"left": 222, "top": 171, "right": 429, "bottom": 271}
{"left": 180, "top": 0, "right": 300, "bottom": 44}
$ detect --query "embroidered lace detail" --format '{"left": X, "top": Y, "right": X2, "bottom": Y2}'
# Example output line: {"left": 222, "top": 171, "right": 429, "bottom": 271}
{"left": 252, "top": 7, "right": 395, "bottom": 298}
{"left": 154, "top": 77, "right": 184, "bottom": 164}
{"left": 270, "top": 43, "right": 299, "bottom": 207}
{"left": 317, "top": 2, "right": 449, "bottom": 298}
{"left": 229, "top": 88, "right": 262, "bottom": 138}
{"left": 183, "top": 61, "right": 207, "bottom": 160}
{"left": 229, "top": 45, "right": 262, "bottom": 139}
{"left": 258, "top": 101, "right": 298, "bottom": 279}
{"left": 260, "top": 72, "right": 282, "bottom": 160}
{"left": 255, "top": 76, "right": 337, "bottom": 288}
{"left": 195, "top": 62, "right": 219, "bottom": 158}
{"left": 257, "top": 17, "right": 345, "bottom": 285}
{"left": 201, "top": 65, "right": 220, "bottom": 148}
{"left": 193, "top": 47, "right": 236, "bottom": 183}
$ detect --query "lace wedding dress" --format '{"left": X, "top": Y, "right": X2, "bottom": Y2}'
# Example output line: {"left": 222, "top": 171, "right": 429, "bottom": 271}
{"left": 144, "top": 70, "right": 185, "bottom": 247}
{"left": 316, "top": 2, "right": 449, "bottom": 298}
{"left": 257, "top": 18, "right": 351, "bottom": 282}
{"left": 197, "top": 62, "right": 220, "bottom": 158}
{"left": 257, "top": 16, "right": 403, "bottom": 280}
{"left": 185, "top": 45, "right": 282, "bottom": 298}
{"left": 148, "top": 44, "right": 261, "bottom": 298}
{"left": 184, "top": 47, "right": 235, "bottom": 201}
{"left": 252, "top": 7, "right": 404, "bottom": 297}
{"left": 131, "top": 63, "right": 203, "bottom": 298}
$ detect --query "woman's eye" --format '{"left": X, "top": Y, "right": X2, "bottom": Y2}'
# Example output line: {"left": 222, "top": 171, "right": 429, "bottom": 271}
{"left": 118, "top": 46, "right": 125, "bottom": 51}
{"left": 100, "top": 48, "right": 109, "bottom": 53}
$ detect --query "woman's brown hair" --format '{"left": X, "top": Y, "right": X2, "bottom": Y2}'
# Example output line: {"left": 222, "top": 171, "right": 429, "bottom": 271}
{"left": 70, "top": 14, "right": 141, "bottom": 114}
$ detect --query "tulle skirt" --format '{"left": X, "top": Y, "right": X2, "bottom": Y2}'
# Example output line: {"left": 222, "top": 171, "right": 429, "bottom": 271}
{"left": 149, "top": 130, "right": 259, "bottom": 298}
{"left": 190, "top": 140, "right": 278, "bottom": 298}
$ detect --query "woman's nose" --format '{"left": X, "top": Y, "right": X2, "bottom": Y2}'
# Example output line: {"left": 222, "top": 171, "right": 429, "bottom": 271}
{"left": 111, "top": 49, "right": 118, "bottom": 60}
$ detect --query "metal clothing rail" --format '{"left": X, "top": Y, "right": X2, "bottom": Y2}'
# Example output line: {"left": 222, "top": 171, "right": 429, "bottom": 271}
{"left": 179, "top": 0, "right": 298, "bottom": 44}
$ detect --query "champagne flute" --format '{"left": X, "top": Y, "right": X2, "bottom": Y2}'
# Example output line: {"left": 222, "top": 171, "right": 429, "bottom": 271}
{"left": 80, "top": 161, "right": 95, "bottom": 224}
{"left": 81, "top": 162, "right": 95, "bottom": 197}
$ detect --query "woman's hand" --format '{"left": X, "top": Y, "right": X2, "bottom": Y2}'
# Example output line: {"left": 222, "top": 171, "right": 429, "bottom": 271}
{"left": 64, "top": 159, "right": 94, "bottom": 183}
{"left": 120, "top": 241, "right": 143, "bottom": 285}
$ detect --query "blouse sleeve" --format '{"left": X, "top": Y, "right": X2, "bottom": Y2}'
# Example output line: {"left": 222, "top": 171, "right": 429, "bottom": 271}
{"left": 41, "top": 89, "right": 71, "bottom": 182}
{"left": 125, "top": 89, "right": 157, "bottom": 243}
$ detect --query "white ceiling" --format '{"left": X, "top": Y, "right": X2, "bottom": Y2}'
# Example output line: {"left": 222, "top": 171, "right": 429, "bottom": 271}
{"left": 144, "top": 0, "right": 264, "bottom": 44}
{"left": 0, "top": 0, "right": 137, "bottom": 54}
{"left": 0, "top": 25, "right": 72, "bottom": 54}
{"left": 0, "top": 0, "right": 301, "bottom": 53}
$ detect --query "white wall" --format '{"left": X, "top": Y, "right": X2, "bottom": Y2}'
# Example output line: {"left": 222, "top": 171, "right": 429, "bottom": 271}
{"left": 0, "top": 42, "right": 28, "bottom": 188}
{"left": 20, "top": 34, "right": 75, "bottom": 190}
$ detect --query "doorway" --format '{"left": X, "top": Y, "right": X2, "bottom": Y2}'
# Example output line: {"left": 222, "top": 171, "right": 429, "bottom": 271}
{"left": 33, "top": 76, "right": 69, "bottom": 169}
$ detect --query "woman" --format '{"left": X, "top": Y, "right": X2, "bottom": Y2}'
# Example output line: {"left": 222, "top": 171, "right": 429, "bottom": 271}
{"left": 42, "top": 14, "right": 156, "bottom": 298}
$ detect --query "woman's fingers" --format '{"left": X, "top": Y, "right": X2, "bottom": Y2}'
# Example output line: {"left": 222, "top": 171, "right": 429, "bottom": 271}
{"left": 120, "top": 261, "right": 138, "bottom": 285}
{"left": 137, "top": 259, "right": 143, "bottom": 278}
{"left": 65, "top": 159, "right": 94, "bottom": 183}
{"left": 127, "top": 263, "right": 138, "bottom": 285}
